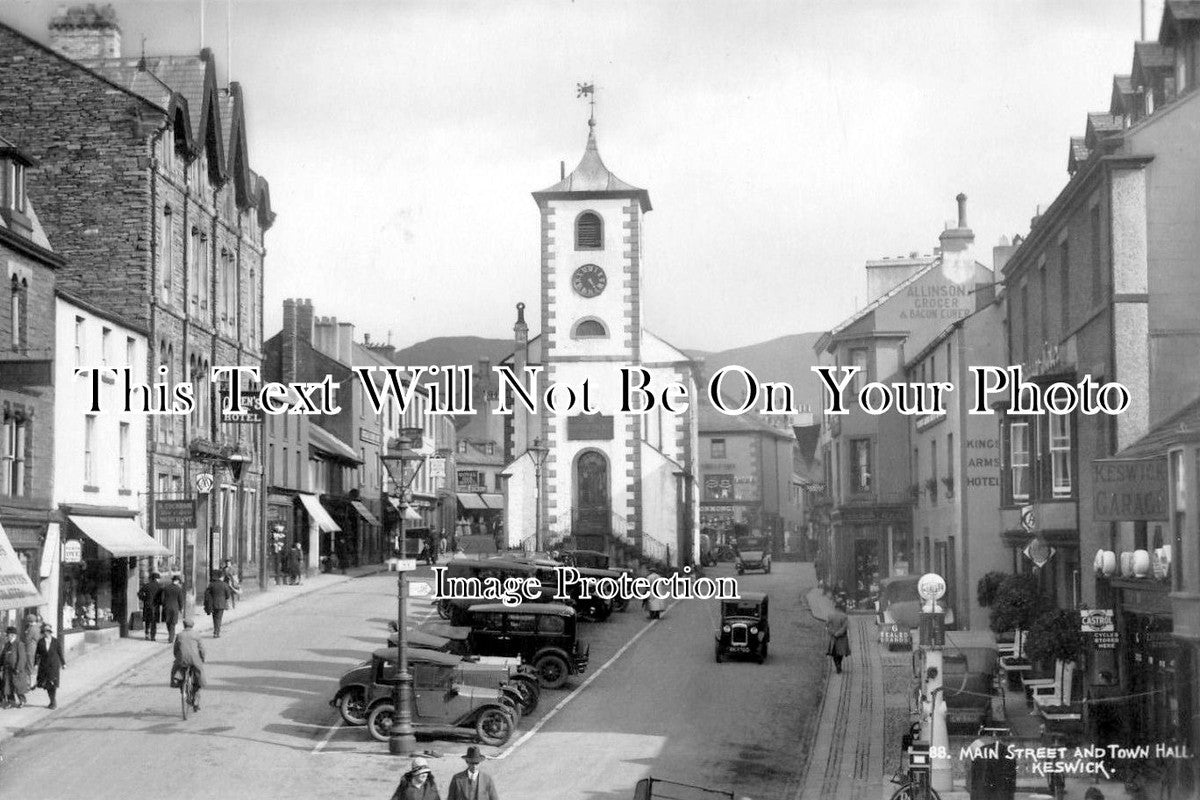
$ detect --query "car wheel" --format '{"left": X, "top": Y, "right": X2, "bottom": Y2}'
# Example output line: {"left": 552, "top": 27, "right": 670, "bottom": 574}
{"left": 512, "top": 678, "right": 539, "bottom": 715}
{"left": 613, "top": 598, "right": 628, "bottom": 613}
{"left": 714, "top": 643, "right": 723, "bottom": 663}
{"left": 534, "top": 653, "right": 570, "bottom": 689}
{"left": 475, "top": 707, "right": 514, "bottom": 746}
{"left": 436, "top": 600, "right": 451, "bottom": 620}
{"left": 366, "top": 703, "right": 396, "bottom": 743}
{"left": 736, "top": 567, "right": 744, "bottom": 576}
{"left": 338, "top": 688, "right": 368, "bottom": 726}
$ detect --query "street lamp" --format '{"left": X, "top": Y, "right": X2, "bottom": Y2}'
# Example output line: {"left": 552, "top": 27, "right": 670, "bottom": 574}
{"left": 380, "top": 428, "right": 426, "bottom": 757}
{"left": 528, "top": 438, "right": 550, "bottom": 553}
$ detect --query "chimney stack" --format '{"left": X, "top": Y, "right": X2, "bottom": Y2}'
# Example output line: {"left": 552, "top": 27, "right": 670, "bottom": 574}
{"left": 560, "top": 161, "right": 566, "bottom": 180}
{"left": 956, "top": 192, "right": 968, "bottom": 229}
{"left": 938, "top": 192, "right": 975, "bottom": 254}
{"left": 49, "top": 4, "right": 122, "bottom": 60}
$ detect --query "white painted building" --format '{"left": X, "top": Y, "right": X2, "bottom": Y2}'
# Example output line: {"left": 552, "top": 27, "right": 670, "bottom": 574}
{"left": 52, "top": 292, "right": 163, "bottom": 653}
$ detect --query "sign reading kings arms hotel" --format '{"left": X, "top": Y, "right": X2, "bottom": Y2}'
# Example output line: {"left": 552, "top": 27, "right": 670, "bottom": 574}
{"left": 1091, "top": 456, "right": 1169, "bottom": 522}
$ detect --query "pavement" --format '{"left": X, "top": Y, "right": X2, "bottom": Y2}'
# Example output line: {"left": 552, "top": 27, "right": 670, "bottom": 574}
{"left": 0, "top": 562, "right": 387, "bottom": 750}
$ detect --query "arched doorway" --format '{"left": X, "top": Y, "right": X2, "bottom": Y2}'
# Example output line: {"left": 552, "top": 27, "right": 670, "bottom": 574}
{"left": 574, "top": 450, "right": 611, "bottom": 548}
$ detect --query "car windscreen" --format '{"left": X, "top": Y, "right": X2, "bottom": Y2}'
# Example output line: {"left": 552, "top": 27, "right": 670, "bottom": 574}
{"left": 736, "top": 538, "right": 766, "bottom": 551}
{"left": 722, "top": 600, "right": 761, "bottom": 617}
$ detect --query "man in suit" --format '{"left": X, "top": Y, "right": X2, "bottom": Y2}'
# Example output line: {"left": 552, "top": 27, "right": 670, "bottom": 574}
{"left": 138, "top": 572, "right": 163, "bottom": 641}
{"left": 448, "top": 746, "right": 500, "bottom": 800}
{"left": 159, "top": 574, "right": 187, "bottom": 643}
{"left": 203, "top": 571, "right": 235, "bottom": 638}
{"left": 34, "top": 624, "right": 65, "bottom": 709}
{"left": 1, "top": 626, "right": 30, "bottom": 708}
{"left": 172, "top": 619, "right": 206, "bottom": 712}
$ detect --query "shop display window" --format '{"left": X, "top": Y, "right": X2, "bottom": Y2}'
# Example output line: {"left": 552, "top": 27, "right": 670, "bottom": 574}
{"left": 60, "top": 539, "right": 116, "bottom": 631}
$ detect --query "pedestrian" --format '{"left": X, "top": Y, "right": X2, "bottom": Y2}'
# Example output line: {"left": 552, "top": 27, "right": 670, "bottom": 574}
{"left": 138, "top": 571, "right": 163, "bottom": 641}
{"left": 34, "top": 624, "right": 65, "bottom": 710}
{"left": 294, "top": 544, "right": 306, "bottom": 584}
{"left": 438, "top": 533, "right": 447, "bottom": 561}
{"left": 159, "top": 574, "right": 187, "bottom": 643}
{"left": 21, "top": 612, "right": 40, "bottom": 685}
{"left": 220, "top": 559, "right": 241, "bottom": 609}
{"left": 287, "top": 544, "right": 303, "bottom": 585}
{"left": 1, "top": 626, "right": 29, "bottom": 708}
{"left": 390, "top": 756, "right": 442, "bottom": 800}
{"left": 172, "top": 619, "right": 206, "bottom": 712}
{"left": 826, "top": 600, "right": 851, "bottom": 674}
{"left": 448, "top": 746, "right": 499, "bottom": 800}
{"left": 203, "top": 570, "right": 235, "bottom": 637}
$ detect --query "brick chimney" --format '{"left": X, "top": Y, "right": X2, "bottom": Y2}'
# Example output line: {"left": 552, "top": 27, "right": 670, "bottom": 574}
{"left": 49, "top": 4, "right": 122, "bottom": 60}
{"left": 281, "top": 298, "right": 313, "bottom": 383}
{"left": 474, "top": 358, "right": 492, "bottom": 409}
{"left": 337, "top": 322, "right": 354, "bottom": 364}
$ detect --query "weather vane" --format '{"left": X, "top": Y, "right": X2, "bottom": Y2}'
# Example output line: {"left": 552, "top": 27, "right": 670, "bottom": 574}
{"left": 576, "top": 81, "right": 595, "bottom": 126}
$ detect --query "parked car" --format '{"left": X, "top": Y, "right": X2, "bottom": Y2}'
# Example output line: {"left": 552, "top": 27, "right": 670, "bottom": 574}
{"left": 464, "top": 603, "right": 590, "bottom": 689}
{"left": 714, "top": 591, "right": 770, "bottom": 664}
{"left": 734, "top": 536, "right": 771, "bottom": 575}
{"left": 939, "top": 646, "right": 998, "bottom": 732}
{"left": 332, "top": 648, "right": 520, "bottom": 746}
{"left": 555, "top": 549, "right": 633, "bottom": 612}
{"left": 389, "top": 626, "right": 541, "bottom": 714}
{"left": 434, "top": 557, "right": 556, "bottom": 623}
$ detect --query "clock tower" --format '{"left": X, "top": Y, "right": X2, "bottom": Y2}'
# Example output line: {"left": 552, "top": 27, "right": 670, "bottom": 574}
{"left": 503, "top": 113, "right": 699, "bottom": 569}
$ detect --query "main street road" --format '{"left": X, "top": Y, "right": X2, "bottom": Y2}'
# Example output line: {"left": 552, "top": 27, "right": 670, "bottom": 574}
{"left": 0, "top": 562, "right": 825, "bottom": 800}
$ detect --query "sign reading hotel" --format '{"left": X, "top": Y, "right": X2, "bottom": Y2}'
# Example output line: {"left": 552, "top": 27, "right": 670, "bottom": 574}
{"left": 1092, "top": 457, "right": 1169, "bottom": 522}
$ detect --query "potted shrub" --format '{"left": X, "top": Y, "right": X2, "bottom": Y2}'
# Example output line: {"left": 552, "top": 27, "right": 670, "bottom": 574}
{"left": 989, "top": 573, "right": 1051, "bottom": 688}
{"left": 976, "top": 571, "right": 1008, "bottom": 610}
{"left": 942, "top": 476, "right": 955, "bottom": 498}
{"left": 1024, "top": 608, "right": 1084, "bottom": 666}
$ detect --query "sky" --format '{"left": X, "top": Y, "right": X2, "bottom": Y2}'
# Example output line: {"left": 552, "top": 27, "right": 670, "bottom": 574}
{"left": 2, "top": 0, "right": 1164, "bottom": 352}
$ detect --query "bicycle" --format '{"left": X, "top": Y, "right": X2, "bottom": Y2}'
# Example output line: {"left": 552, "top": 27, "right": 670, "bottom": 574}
{"left": 889, "top": 767, "right": 941, "bottom": 800}
{"left": 177, "top": 667, "right": 197, "bottom": 720}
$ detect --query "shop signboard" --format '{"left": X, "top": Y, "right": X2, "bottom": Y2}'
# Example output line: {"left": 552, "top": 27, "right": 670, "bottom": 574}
{"left": 62, "top": 540, "right": 83, "bottom": 564}
{"left": 156, "top": 499, "right": 196, "bottom": 529}
{"left": 427, "top": 458, "right": 446, "bottom": 479}
{"left": 704, "top": 475, "right": 734, "bottom": 500}
{"left": 1091, "top": 457, "right": 1169, "bottom": 522}
{"left": 218, "top": 389, "right": 264, "bottom": 424}
{"left": 1080, "top": 608, "right": 1118, "bottom": 650}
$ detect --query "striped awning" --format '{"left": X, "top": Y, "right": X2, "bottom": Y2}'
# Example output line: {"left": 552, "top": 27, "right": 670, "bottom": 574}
{"left": 480, "top": 493, "right": 505, "bottom": 510}
{"left": 0, "top": 520, "right": 43, "bottom": 611}
{"left": 297, "top": 493, "right": 340, "bottom": 533}
{"left": 68, "top": 515, "right": 170, "bottom": 558}
{"left": 350, "top": 500, "right": 380, "bottom": 527}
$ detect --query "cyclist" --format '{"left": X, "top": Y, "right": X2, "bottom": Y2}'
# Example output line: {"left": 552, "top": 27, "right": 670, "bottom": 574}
{"left": 172, "top": 618, "right": 206, "bottom": 712}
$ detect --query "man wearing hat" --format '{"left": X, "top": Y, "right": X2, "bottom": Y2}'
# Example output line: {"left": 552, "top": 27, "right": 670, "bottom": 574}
{"left": 172, "top": 619, "right": 206, "bottom": 712}
{"left": 34, "top": 624, "right": 65, "bottom": 709}
{"left": 159, "top": 574, "right": 187, "bottom": 643}
{"left": 448, "top": 746, "right": 499, "bottom": 800}
{"left": 138, "top": 571, "right": 163, "bottom": 641}
{"left": 390, "top": 756, "right": 442, "bottom": 800}
{"left": 1, "top": 625, "right": 30, "bottom": 707}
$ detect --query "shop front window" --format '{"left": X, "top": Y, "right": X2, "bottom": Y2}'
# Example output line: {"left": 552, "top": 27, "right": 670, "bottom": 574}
{"left": 60, "top": 538, "right": 116, "bottom": 631}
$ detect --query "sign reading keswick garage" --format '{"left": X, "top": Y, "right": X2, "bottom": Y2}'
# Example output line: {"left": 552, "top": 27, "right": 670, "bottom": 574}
{"left": 1092, "top": 457, "right": 1169, "bottom": 522}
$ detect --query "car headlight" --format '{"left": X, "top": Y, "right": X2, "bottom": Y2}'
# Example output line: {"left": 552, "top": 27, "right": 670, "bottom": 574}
{"left": 722, "top": 625, "right": 731, "bottom": 633}
{"left": 750, "top": 626, "right": 758, "bottom": 635}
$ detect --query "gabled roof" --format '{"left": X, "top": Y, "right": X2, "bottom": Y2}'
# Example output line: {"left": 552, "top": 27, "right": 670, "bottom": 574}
{"left": 1113, "top": 395, "right": 1200, "bottom": 459}
{"left": 533, "top": 122, "right": 651, "bottom": 211}
{"left": 699, "top": 399, "right": 794, "bottom": 440}
{"left": 1133, "top": 41, "right": 1176, "bottom": 77}
{"left": 1110, "top": 74, "right": 1137, "bottom": 115}
{"left": 1084, "top": 112, "right": 1125, "bottom": 150}
{"left": 1067, "top": 136, "right": 1090, "bottom": 174}
{"left": 0, "top": 133, "right": 37, "bottom": 167}
{"left": 816, "top": 256, "right": 940, "bottom": 353}
{"left": 1161, "top": 0, "right": 1200, "bottom": 45}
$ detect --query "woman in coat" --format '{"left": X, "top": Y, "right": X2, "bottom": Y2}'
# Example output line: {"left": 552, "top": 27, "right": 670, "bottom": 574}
{"left": 390, "top": 757, "right": 441, "bottom": 800}
{"left": 1, "top": 626, "right": 30, "bottom": 707}
{"left": 34, "top": 624, "right": 65, "bottom": 709}
{"left": 826, "top": 601, "right": 851, "bottom": 674}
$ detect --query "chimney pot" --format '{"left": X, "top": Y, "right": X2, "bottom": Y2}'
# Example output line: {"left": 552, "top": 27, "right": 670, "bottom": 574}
{"left": 560, "top": 161, "right": 566, "bottom": 180}
{"left": 956, "top": 193, "right": 968, "bottom": 228}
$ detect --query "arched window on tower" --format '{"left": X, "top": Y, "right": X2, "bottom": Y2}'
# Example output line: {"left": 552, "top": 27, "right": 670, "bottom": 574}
{"left": 575, "top": 211, "right": 603, "bottom": 250}
{"left": 572, "top": 318, "right": 608, "bottom": 339}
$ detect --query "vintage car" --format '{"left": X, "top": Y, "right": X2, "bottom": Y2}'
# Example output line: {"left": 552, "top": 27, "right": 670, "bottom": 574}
{"left": 714, "top": 591, "right": 770, "bottom": 663}
{"left": 464, "top": 603, "right": 590, "bottom": 689}
{"left": 555, "top": 549, "right": 633, "bottom": 612}
{"left": 876, "top": 575, "right": 956, "bottom": 649}
{"left": 434, "top": 557, "right": 556, "bottom": 623}
{"left": 334, "top": 648, "right": 519, "bottom": 746}
{"left": 907, "top": 645, "right": 999, "bottom": 732}
{"left": 734, "top": 536, "right": 771, "bottom": 574}
{"left": 388, "top": 626, "right": 541, "bottom": 714}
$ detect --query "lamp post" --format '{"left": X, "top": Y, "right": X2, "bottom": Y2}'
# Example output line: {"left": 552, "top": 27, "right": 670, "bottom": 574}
{"left": 380, "top": 430, "right": 425, "bottom": 757}
{"left": 528, "top": 439, "right": 550, "bottom": 553}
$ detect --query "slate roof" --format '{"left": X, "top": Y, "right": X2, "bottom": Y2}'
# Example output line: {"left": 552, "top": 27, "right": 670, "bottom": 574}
{"left": 1133, "top": 41, "right": 1176, "bottom": 71}
{"left": 1113, "top": 395, "right": 1200, "bottom": 459}
{"left": 1068, "top": 136, "right": 1090, "bottom": 174}
{"left": 817, "top": 256, "right": 940, "bottom": 351}
{"left": 74, "top": 59, "right": 177, "bottom": 113}
{"left": 698, "top": 398, "right": 794, "bottom": 440}
{"left": 1159, "top": 2, "right": 1200, "bottom": 45}
{"left": 534, "top": 122, "right": 651, "bottom": 211}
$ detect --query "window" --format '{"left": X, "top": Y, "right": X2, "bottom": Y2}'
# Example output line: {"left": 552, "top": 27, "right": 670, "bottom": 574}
{"left": 282, "top": 446, "right": 289, "bottom": 484}
{"left": 850, "top": 438, "right": 871, "bottom": 492}
{"left": 126, "top": 336, "right": 136, "bottom": 366}
{"left": 1060, "top": 239, "right": 1070, "bottom": 333}
{"left": 199, "top": 234, "right": 209, "bottom": 311}
{"left": 850, "top": 348, "right": 868, "bottom": 393}
{"left": 119, "top": 422, "right": 130, "bottom": 490}
{"left": 1090, "top": 206, "right": 1103, "bottom": 306}
{"left": 486, "top": 443, "right": 495, "bottom": 456}
{"left": 457, "top": 440, "right": 467, "bottom": 454}
{"left": 295, "top": 451, "right": 302, "bottom": 489}
{"left": 946, "top": 433, "right": 955, "bottom": 496}
{"left": 1020, "top": 281, "right": 1029, "bottom": 363}
{"left": 930, "top": 439, "right": 938, "bottom": 505}
{"left": 2, "top": 416, "right": 26, "bottom": 496}
{"left": 248, "top": 268, "right": 257, "bottom": 347}
{"left": 84, "top": 414, "right": 96, "bottom": 486}
{"left": 160, "top": 206, "right": 174, "bottom": 302}
{"left": 538, "top": 615, "right": 566, "bottom": 634}
{"left": 1010, "top": 421, "right": 1031, "bottom": 501}
{"left": 3, "top": 160, "right": 26, "bottom": 213}
{"left": 268, "top": 443, "right": 275, "bottom": 486}
{"left": 1049, "top": 414, "right": 1072, "bottom": 497}
{"left": 575, "top": 211, "right": 602, "bottom": 249}
{"left": 9, "top": 274, "right": 25, "bottom": 350}
{"left": 710, "top": 439, "right": 726, "bottom": 460}
{"left": 572, "top": 318, "right": 607, "bottom": 338}
{"left": 945, "top": 342, "right": 952, "bottom": 381}
{"left": 101, "top": 327, "right": 112, "bottom": 365}
{"left": 189, "top": 228, "right": 200, "bottom": 311}
{"left": 74, "top": 317, "right": 85, "bottom": 367}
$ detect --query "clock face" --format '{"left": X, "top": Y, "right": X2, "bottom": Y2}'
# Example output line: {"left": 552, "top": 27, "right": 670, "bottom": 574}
{"left": 572, "top": 264, "right": 607, "bottom": 298}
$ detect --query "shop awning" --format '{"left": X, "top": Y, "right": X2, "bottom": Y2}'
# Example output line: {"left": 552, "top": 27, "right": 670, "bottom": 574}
{"left": 67, "top": 515, "right": 170, "bottom": 558}
{"left": 297, "top": 493, "right": 341, "bottom": 533}
{"left": 480, "top": 493, "right": 505, "bottom": 510}
{"left": 0, "top": 520, "right": 44, "bottom": 611}
{"left": 457, "top": 493, "right": 488, "bottom": 510}
{"left": 308, "top": 425, "right": 362, "bottom": 464}
{"left": 39, "top": 523, "right": 60, "bottom": 578}
{"left": 387, "top": 496, "right": 423, "bottom": 521}
{"left": 350, "top": 500, "right": 380, "bottom": 527}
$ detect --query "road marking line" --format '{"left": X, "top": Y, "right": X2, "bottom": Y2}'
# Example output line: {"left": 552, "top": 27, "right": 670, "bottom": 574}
{"left": 492, "top": 599, "right": 682, "bottom": 761}
{"left": 312, "top": 718, "right": 344, "bottom": 754}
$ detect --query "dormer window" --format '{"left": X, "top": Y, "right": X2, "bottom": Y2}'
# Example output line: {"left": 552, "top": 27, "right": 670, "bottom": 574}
{"left": 575, "top": 211, "right": 602, "bottom": 250}
{"left": 4, "top": 160, "right": 26, "bottom": 214}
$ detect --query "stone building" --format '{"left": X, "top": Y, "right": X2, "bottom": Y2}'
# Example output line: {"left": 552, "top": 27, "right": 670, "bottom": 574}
{"left": 0, "top": 7, "right": 275, "bottom": 607}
